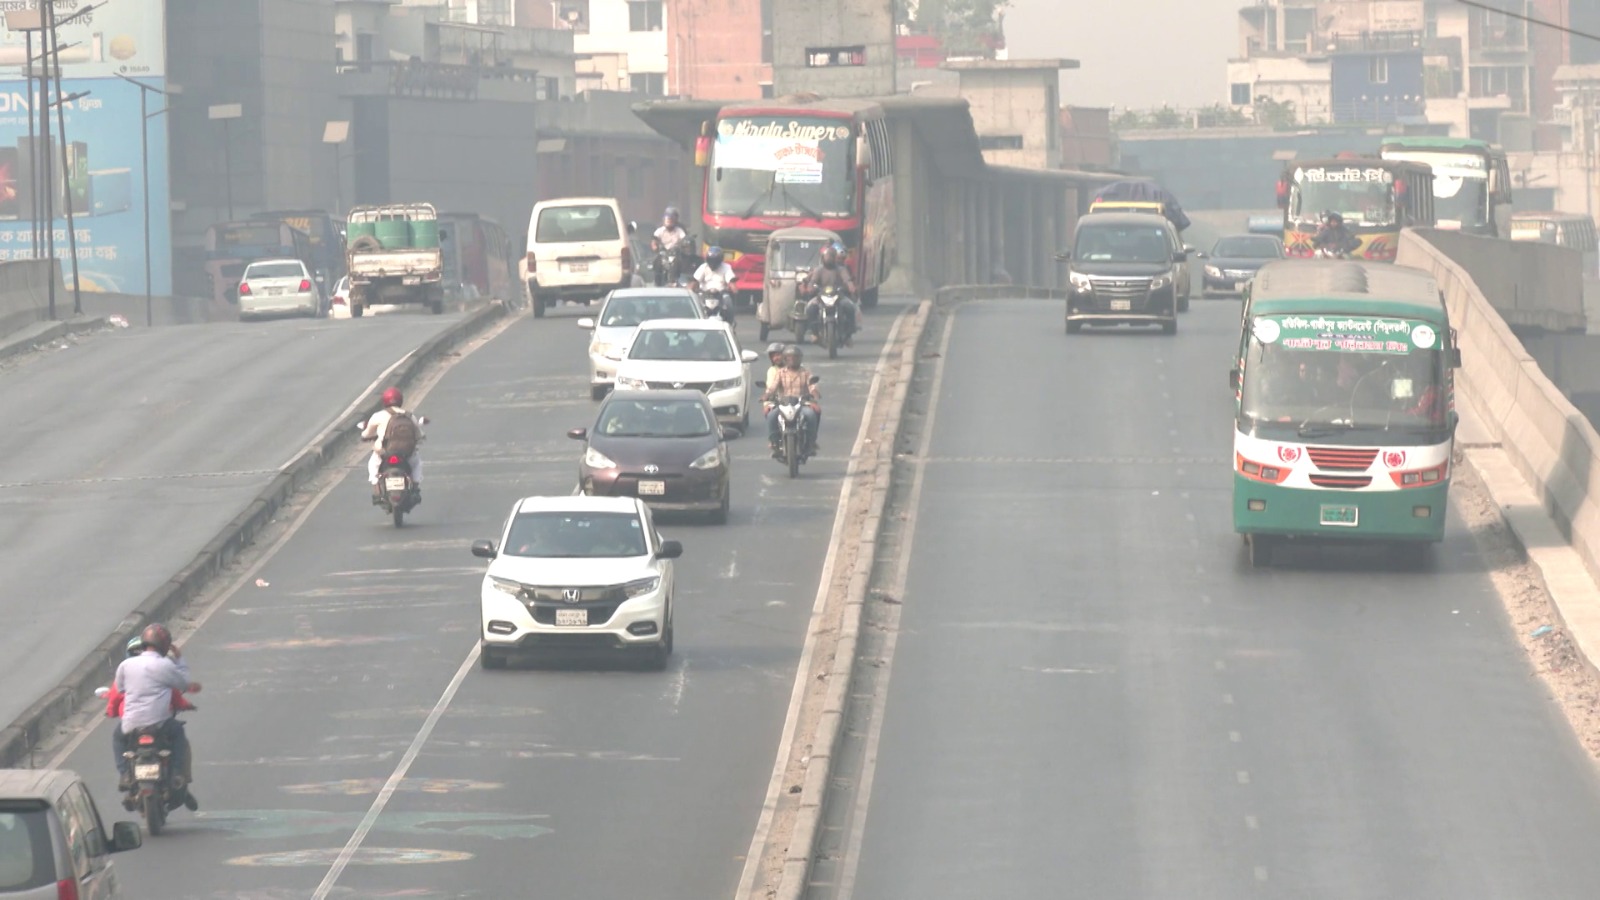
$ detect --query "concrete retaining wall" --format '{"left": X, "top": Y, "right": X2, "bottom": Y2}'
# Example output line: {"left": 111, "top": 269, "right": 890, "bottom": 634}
{"left": 0, "top": 260, "right": 66, "bottom": 339}
{"left": 1398, "top": 230, "right": 1600, "bottom": 586}
{"left": 1411, "top": 227, "right": 1586, "bottom": 334}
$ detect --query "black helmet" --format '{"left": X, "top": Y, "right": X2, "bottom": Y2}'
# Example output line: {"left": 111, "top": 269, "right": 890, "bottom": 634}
{"left": 1323, "top": 210, "right": 1342, "bottom": 224}
{"left": 706, "top": 246, "right": 724, "bottom": 267}
{"left": 820, "top": 245, "right": 839, "bottom": 268}
{"left": 141, "top": 623, "right": 173, "bottom": 657}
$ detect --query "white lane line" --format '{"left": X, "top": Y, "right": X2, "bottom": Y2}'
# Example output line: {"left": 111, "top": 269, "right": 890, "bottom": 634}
{"left": 724, "top": 550, "right": 740, "bottom": 580}
{"left": 1236, "top": 770, "right": 1251, "bottom": 785}
{"left": 1222, "top": 693, "right": 1235, "bottom": 705}
{"left": 279, "top": 350, "right": 417, "bottom": 471}
{"left": 311, "top": 641, "right": 479, "bottom": 899}
{"left": 664, "top": 658, "right": 690, "bottom": 713}
{"left": 833, "top": 308, "right": 954, "bottom": 900}
{"left": 733, "top": 307, "right": 910, "bottom": 900}
{"left": 1229, "top": 730, "right": 1243, "bottom": 743}
{"left": 1255, "top": 866, "right": 1269, "bottom": 882}
{"left": 1245, "top": 814, "right": 1260, "bottom": 830}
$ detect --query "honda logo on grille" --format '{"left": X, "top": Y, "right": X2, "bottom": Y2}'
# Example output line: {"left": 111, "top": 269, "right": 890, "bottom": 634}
{"left": 562, "top": 588, "right": 581, "bottom": 603}
{"left": 643, "top": 464, "right": 660, "bottom": 474}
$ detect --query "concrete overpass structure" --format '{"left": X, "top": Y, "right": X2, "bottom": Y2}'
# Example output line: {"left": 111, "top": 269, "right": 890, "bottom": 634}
{"left": 633, "top": 95, "right": 1121, "bottom": 294}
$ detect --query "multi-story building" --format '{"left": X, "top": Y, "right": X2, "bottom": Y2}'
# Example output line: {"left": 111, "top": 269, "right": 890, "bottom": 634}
{"left": 1423, "top": 0, "right": 1568, "bottom": 149}
{"left": 547, "top": 0, "right": 669, "bottom": 97}
{"left": 666, "top": 0, "right": 769, "bottom": 99}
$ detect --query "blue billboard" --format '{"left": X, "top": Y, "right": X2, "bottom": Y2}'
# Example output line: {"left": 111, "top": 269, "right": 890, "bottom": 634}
{"left": 0, "top": 75, "right": 171, "bottom": 294}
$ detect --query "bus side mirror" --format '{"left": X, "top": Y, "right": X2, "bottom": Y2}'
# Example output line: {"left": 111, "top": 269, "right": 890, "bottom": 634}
{"left": 1229, "top": 368, "right": 1241, "bottom": 391}
{"left": 1447, "top": 347, "right": 1462, "bottom": 369}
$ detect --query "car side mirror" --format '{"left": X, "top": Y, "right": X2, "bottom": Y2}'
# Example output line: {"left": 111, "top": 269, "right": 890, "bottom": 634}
{"left": 1054, "top": 251, "right": 1071, "bottom": 261}
{"left": 628, "top": 220, "right": 638, "bottom": 234}
{"left": 110, "top": 820, "right": 142, "bottom": 853}
{"left": 471, "top": 540, "right": 498, "bottom": 559}
{"left": 1182, "top": 244, "right": 1195, "bottom": 253}
{"left": 1447, "top": 347, "right": 1462, "bottom": 369}
{"left": 740, "top": 349, "right": 759, "bottom": 363}
{"left": 657, "top": 540, "right": 683, "bottom": 560}
{"left": 1196, "top": 252, "right": 1209, "bottom": 260}
{"left": 577, "top": 317, "right": 596, "bottom": 330}
{"left": 567, "top": 427, "right": 588, "bottom": 440}
{"left": 1229, "top": 368, "right": 1241, "bottom": 391}
{"left": 808, "top": 375, "right": 820, "bottom": 384}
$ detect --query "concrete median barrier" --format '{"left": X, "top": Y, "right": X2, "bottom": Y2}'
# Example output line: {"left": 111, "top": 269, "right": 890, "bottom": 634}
{"left": 0, "top": 260, "right": 67, "bottom": 340}
{"left": 0, "top": 300, "right": 510, "bottom": 768}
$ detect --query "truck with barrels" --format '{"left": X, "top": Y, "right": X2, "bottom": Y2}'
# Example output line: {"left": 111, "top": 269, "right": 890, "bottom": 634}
{"left": 345, "top": 203, "right": 445, "bottom": 316}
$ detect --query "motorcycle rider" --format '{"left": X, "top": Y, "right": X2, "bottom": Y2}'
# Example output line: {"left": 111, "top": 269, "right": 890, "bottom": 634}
{"left": 361, "top": 387, "right": 425, "bottom": 504}
{"left": 692, "top": 246, "right": 738, "bottom": 325}
{"left": 799, "top": 244, "right": 859, "bottom": 345}
{"left": 1312, "top": 211, "right": 1359, "bottom": 257}
{"left": 107, "top": 636, "right": 195, "bottom": 793}
{"left": 763, "top": 344, "right": 821, "bottom": 457}
{"left": 652, "top": 207, "right": 690, "bottom": 284}
{"left": 764, "top": 342, "right": 785, "bottom": 387}
{"left": 113, "top": 624, "right": 201, "bottom": 809}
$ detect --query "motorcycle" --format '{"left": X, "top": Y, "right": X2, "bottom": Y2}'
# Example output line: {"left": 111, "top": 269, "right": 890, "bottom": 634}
{"left": 653, "top": 238, "right": 696, "bottom": 287}
{"left": 763, "top": 375, "right": 820, "bottom": 478}
{"left": 97, "top": 687, "right": 194, "bottom": 837}
{"left": 358, "top": 417, "right": 427, "bottom": 527}
{"left": 699, "top": 285, "right": 737, "bottom": 328}
{"left": 816, "top": 285, "right": 851, "bottom": 359}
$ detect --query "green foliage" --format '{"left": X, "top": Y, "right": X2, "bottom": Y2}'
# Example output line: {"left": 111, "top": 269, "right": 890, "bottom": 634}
{"left": 1254, "top": 97, "right": 1299, "bottom": 129}
{"left": 899, "top": 0, "right": 1009, "bottom": 54}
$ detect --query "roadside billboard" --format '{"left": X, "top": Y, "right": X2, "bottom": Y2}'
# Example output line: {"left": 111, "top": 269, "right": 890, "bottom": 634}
{"left": 0, "top": 0, "right": 166, "bottom": 79}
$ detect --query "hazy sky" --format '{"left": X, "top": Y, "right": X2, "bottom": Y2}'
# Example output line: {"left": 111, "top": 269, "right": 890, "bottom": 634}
{"left": 1002, "top": 0, "right": 1242, "bottom": 110}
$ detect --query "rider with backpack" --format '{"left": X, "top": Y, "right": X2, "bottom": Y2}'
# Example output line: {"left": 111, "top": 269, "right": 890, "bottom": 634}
{"left": 361, "top": 386, "right": 425, "bottom": 502}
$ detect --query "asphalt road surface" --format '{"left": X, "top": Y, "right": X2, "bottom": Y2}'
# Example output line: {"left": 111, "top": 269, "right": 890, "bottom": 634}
{"left": 57, "top": 301, "right": 906, "bottom": 899}
{"left": 829, "top": 299, "right": 1600, "bottom": 899}
{"left": 0, "top": 311, "right": 469, "bottom": 726}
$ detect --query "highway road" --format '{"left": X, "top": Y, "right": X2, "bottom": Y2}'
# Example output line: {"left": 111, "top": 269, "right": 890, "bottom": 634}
{"left": 815, "top": 299, "right": 1600, "bottom": 899}
{"left": 53, "top": 301, "right": 907, "bottom": 899}
{"left": 0, "top": 311, "right": 470, "bottom": 726}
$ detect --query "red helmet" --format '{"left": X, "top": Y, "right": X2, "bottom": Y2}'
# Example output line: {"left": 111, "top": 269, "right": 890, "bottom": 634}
{"left": 382, "top": 387, "right": 404, "bottom": 408}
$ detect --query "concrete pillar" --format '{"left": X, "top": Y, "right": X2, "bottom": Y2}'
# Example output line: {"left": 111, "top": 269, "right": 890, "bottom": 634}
{"left": 992, "top": 182, "right": 1008, "bottom": 287}
{"left": 944, "top": 178, "right": 963, "bottom": 288}
{"left": 1041, "top": 185, "right": 1059, "bottom": 290}
{"left": 964, "top": 181, "right": 979, "bottom": 284}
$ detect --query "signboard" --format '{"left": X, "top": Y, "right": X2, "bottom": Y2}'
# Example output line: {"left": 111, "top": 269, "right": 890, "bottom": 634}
{"left": 0, "top": 75, "right": 172, "bottom": 293}
{"left": 0, "top": 0, "right": 166, "bottom": 79}
{"left": 1381, "top": 150, "right": 1486, "bottom": 180}
{"left": 1252, "top": 315, "right": 1433, "bottom": 355}
{"left": 1294, "top": 166, "right": 1393, "bottom": 185}
{"left": 713, "top": 116, "right": 849, "bottom": 182}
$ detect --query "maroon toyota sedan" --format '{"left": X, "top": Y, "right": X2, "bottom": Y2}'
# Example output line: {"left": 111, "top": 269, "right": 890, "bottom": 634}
{"left": 570, "top": 389, "right": 734, "bottom": 523}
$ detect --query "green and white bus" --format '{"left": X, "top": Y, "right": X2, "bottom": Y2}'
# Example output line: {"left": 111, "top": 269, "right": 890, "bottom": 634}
{"left": 1230, "top": 260, "right": 1462, "bottom": 567}
{"left": 1378, "top": 136, "right": 1512, "bottom": 237}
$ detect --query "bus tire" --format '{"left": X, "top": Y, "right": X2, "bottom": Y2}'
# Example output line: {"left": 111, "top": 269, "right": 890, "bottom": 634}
{"left": 1247, "top": 534, "right": 1274, "bottom": 568}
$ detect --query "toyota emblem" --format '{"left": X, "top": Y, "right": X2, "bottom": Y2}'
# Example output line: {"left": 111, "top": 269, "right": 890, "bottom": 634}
{"left": 643, "top": 464, "right": 660, "bottom": 474}
{"left": 562, "top": 588, "right": 581, "bottom": 603}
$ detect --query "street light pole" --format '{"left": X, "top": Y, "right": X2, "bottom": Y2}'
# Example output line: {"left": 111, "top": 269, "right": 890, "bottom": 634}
{"left": 223, "top": 118, "right": 234, "bottom": 220}
{"left": 118, "top": 74, "right": 169, "bottom": 327}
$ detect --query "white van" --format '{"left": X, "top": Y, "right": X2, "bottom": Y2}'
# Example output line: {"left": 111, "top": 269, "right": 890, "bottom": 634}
{"left": 526, "top": 197, "right": 639, "bottom": 318}
{"left": 0, "top": 769, "right": 142, "bottom": 898}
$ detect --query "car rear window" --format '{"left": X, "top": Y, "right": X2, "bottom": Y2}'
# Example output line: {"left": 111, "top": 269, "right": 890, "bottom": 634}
{"left": 244, "top": 262, "right": 305, "bottom": 280}
{"left": 502, "top": 511, "right": 647, "bottom": 558}
{"left": 1213, "top": 237, "right": 1282, "bottom": 259}
{"left": 601, "top": 295, "right": 701, "bottom": 327}
{"left": 598, "top": 398, "right": 714, "bottom": 437}
{"left": 536, "top": 205, "right": 621, "bottom": 243}
{"left": 628, "top": 328, "right": 734, "bottom": 362}
{"left": 0, "top": 806, "right": 55, "bottom": 891}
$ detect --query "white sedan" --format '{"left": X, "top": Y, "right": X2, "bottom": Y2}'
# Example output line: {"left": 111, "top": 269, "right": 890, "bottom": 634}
{"left": 473, "top": 494, "right": 682, "bottom": 670}
{"left": 238, "top": 258, "right": 322, "bottom": 321}
{"left": 613, "top": 318, "right": 759, "bottom": 432}
{"left": 329, "top": 275, "right": 352, "bottom": 318}
{"left": 577, "top": 287, "right": 704, "bottom": 401}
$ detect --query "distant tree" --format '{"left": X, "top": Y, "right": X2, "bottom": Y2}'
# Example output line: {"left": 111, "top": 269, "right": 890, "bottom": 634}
{"left": 1254, "top": 97, "right": 1300, "bottom": 129}
{"left": 1147, "top": 106, "right": 1185, "bottom": 129}
{"left": 899, "top": 0, "right": 1009, "bottom": 55}
{"left": 1112, "top": 108, "right": 1146, "bottom": 131}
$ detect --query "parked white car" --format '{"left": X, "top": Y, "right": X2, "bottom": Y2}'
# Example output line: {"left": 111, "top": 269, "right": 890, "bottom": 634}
{"left": 525, "top": 197, "right": 638, "bottom": 318}
{"left": 238, "top": 258, "right": 321, "bottom": 321}
{"left": 577, "top": 287, "right": 704, "bottom": 401}
{"left": 328, "top": 275, "right": 352, "bottom": 319}
{"left": 613, "top": 318, "right": 760, "bottom": 432}
{"left": 473, "top": 495, "right": 682, "bottom": 670}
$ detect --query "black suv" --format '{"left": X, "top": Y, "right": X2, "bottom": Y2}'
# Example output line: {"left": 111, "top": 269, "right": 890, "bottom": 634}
{"left": 1057, "top": 213, "right": 1186, "bottom": 335}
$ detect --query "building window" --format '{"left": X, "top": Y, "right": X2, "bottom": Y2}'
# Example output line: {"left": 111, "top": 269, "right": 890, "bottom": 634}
{"left": 806, "top": 46, "right": 866, "bottom": 68}
{"left": 1470, "top": 3, "right": 1528, "bottom": 50}
{"left": 762, "top": 29, "right": 773, "bottom": 65}
{"left": 630, "top": 72, "right": 665, "bottom": 96}
{"left": 1469, "top": 65, "right": 1527, "bottom": 112}
{"left": 1369, "top": 57, "right": 1389, "bottom": 84}
{"left": 1230, "top": 82, "right": 1251, "bottom": 106}
{"left": 978, "top": 135, "right": 1024, "bottom": 150}
{"left": 558, "top": 0, "right": 589, "bottom": 33}
{"left": 628, "top": 0, "right": 663, "bottom": 32}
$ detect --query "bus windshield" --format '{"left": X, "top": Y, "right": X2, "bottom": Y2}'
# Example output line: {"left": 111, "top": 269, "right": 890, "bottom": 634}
{"left": 1381, "top": 152, "right": 1488, "bottom": 228}
{"left": 1240, "top": 314, "right": 1447, "bottom": 439}
{"left": 707, "top": 116, "right": 856, "bottom": 219}
{"left": 1289, "top": 166, "right": 1396, "bottom": 227}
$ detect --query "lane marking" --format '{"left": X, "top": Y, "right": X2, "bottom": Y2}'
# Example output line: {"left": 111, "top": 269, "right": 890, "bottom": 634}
{"left": 279, "top": 350, "right": 417, "bottom": 471}
{"left": 1245, "top": 814, "right": 1260, "bottom": 830}
{"left": 310, "top": 642, "right": 479, "bottom": 897}
{"left": 1255, "top": 866, "right": 1269, "bottom": 882}
{"left": 733, "top": 308, "right": 911, "bottom": 900}
{"left": 1236, "top": 771, "right": 1251, "bottom": 785}
{"left": 1229, "top": 730, "right": 1242, "bottom": 743}
{"left": 834, "top": 307, "right": 955, "bottom": 900}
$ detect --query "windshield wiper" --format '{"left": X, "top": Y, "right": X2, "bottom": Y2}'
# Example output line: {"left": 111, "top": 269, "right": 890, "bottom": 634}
{"left": 779, "top": 185, "right": 823, "bottom": 220}
{"left": 741, "top": 172, "right": 779, "bottom": 218}
{"left": 1297, "top": 421, "right": 1356, "bottom": 439}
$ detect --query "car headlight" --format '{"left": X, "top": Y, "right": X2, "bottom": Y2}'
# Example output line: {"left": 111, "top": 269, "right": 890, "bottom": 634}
{"left": 622, "top": 576, "right": 661, "bottom": 598}
{"left": 689, "top": 447, "right": 723, "bottom": 470}
{"left": 615, "top": 375, "right": 648, "bottom": 390}
{"left": 489, "top": 576, "right": 523, "bottom": 597}
{"left": 591, "top": 341, "right": 623, "bottom": 360}
{"left": 584, "top": 446, "right": 618, "bottom": 469}
{"left": 1204, "top": 265, "right": 1222, "bottom": 278}
{"left": 1069, "top": 271, "right": 1092, "bottom": 291}
{"left": 1150, "top": 274, "right": 1173, "bottom": 290}
{"left": 708, "top": 377, "right": 741, "bottom": 392}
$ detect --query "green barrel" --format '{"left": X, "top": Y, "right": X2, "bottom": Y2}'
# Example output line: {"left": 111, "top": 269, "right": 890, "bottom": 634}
{"left": 345, "top": 219, "right": 377, "bottom": 244}
{"left": 409, "top": 217, "right": 439, "bottom": 249}
{"left": 375, "top": 215, "right": 411, "bottom": 249}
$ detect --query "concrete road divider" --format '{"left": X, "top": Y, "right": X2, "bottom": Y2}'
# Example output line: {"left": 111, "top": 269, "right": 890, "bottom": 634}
{"left": 0, "top": 317, "right": 111, "bottom": 364}
{"left": 0, "top": 300, "right": 510, "bottom": 768}
{"left": 0, "top": 260, "right": 68, "bottom": 340}
{"left": 1411, "top": 227, "right": 1585, "bottom": 334}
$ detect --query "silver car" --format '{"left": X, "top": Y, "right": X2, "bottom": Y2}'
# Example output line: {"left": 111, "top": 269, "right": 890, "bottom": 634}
{"left": 238, "top": 258, "right": 321, "bottom": 321}
{"left": 577, "top": 287, "right": 705, "bottom": 401}
{"left": 0, "top": 768, "right": 142, "bottom": 898}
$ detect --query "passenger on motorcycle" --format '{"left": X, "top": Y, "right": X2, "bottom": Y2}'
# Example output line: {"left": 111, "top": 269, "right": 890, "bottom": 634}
{"left": 1312, "top": 211, "right": 1359, "bottom": 257}
{"left": 764, "top": 345, "right": 820, "bottom": 457}
{"left": 693, "top": 247, "right": 738, "bottom": 323}
{"left": 107, "top": 636, "right": 195, "bottom": 792}
{"left": 362, "top": 387, "right": 425, "bottom": 502}
{"left": 764, "top": 342, "right": 785, "bottom": 387}
{"left": 799, "top": 244, "right": 859, "bottom": 345}
{"left": 113, "top": 624, "right": 201, "bottom": 808}
{"left": 652, "top": 207, "right": 690, "bottom": 283}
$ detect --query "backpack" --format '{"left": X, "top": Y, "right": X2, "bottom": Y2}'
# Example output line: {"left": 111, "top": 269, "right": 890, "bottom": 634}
{"left": 382, "top": 411, "right": 420, "bottom": 457}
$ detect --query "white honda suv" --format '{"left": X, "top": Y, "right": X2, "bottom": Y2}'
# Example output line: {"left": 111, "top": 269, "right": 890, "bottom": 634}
{"left": 473, "top": 495, "right": 682, "bottom": 670}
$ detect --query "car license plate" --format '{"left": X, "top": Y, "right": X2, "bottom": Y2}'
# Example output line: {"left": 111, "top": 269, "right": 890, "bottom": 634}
{"left": 133, "top": 764, "right": 161, "bottom": 780}
{"left": 638, "top": 480, "right": 665, "bottom": 496}
{"left": 385, "top": 476, "right": 408, "bottom": 491}
{"left": 265, "top": 287, "right": 282, "bottom": 296}
{"left": 403, "top": 275, "right": 421, "bottom": 285}
{"left": 1320, "top": 504, "right": 1359, "bottom": 527}
{"left": 555, "top": 609, "right": 588, "bottom": 627}
{"left": 1109, "top": 299, "right": 1132, "bottom": 311}
{"left": 566, "top": 262, "right": 589, "bottom": 273}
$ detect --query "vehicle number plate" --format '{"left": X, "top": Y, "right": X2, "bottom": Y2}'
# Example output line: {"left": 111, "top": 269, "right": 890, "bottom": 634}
{"left": 555, "top": 609, "right": 588, "bottom": 627}
{"left": 385, "top": 476, "right": 408, "bottom": 491}
{"left": 566, "top": 262, "right": 589, "bottom": 273}
{"left": 1109, "top": 299, "right": 1132, "bottom": 311}
{"left": 264, "top": 287, "right": 282, "bottom": 296}
{"left": 1320, "top": 504, "right": 1359, "bottom": 527}
{"left": 638, "top": 480, "right": 666, "bottom": 496}
{"left": 403, "top": 275, "right": 421, "bottom": 285}
{"left": 133, "top": 764, "right": 161, "bottom": 780}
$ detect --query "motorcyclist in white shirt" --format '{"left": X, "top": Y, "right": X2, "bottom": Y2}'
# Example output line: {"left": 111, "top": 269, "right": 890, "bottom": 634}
{"left": 360, "top": 386, "right": 426, "bottom": 503}
{"left": 652, "top": 207, "right": 690, "bottom": 285}
{"left": 692, "top": 246, "right": 738, "bottom": 326}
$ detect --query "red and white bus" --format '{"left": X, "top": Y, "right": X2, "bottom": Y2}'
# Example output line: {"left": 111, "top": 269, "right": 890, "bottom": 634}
{"left": 694, "top": 98, "right": 894, "bottom": 308}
